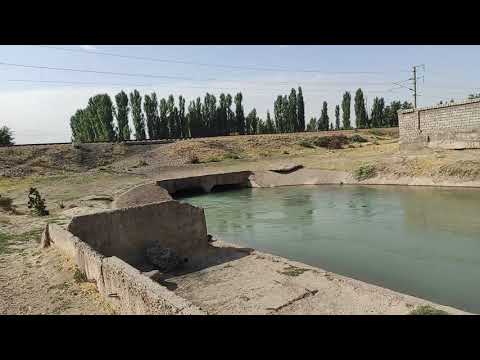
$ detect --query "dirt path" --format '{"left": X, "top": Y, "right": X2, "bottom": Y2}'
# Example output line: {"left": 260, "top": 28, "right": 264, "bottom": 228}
{"left": 0, "top": 222, "right": 113, "bottom": 315}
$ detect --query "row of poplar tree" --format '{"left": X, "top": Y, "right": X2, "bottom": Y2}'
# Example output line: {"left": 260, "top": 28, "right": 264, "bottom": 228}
{"left": 70, "top": 87, "right": 409, "bottom": 143}
{"left": 306, "top": 89, "right": 413, "bottom": 132}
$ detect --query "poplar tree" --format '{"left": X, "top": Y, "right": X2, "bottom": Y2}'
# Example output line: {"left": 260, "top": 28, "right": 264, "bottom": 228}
{"left": 335, "top": 105, "right": 340, "bottom": 130}
{"left": 341, "top": 91, "right": 351, "bottom": 129}
{"left": 265, "top": 110, "right": 275, "bottom": 134}
{"left": 234, "top": 92, "right": 245, "bottom": 135}
{"left": 306, "top": 117, "right": 317, "bottom": 132}
{"left": 143, "top": 93, "right": 158, "bottom": 139}
{"left": 114, "top": 91, "right": 130, "bottom": 142}
{"left": 129, "top": 90, "right": 146, "bottom": 140}
{"left": 225, "top": 94, "right": 234, "bottom": 135}
{"left": 288, "top": 88, "right": 297, "bottom": 132}
{"left": 318, "top": 101, "right": 329, "bottom": 131}
{"left": 354, "top": 88, "right": 368, "bottom": 129}
{"left": 297, "top": 86, "right": 305, "bottom": 131}
{"left": 159, "top": 98, "right": 169, "bottom": 138}
{"left": 167, "top": 95, "right": 176, "bottom": 137}
{"left": 178, "top": 95, "right": 187, "bottom": 137}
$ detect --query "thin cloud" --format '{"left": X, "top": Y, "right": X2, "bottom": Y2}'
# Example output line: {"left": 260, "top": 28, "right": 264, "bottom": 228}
{"left": 79, "top": 45, "right": 98, "bottom": 51}
{"left": 279, "top": 45, "right": 289, "bottom": 48}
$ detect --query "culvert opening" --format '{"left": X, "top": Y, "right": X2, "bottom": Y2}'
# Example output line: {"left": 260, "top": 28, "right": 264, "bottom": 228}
{"left": 173, "top": 187, "right": 207, "bottom": 198}
{"left": 211, "top": 183, "right": 247, "bottom": 193}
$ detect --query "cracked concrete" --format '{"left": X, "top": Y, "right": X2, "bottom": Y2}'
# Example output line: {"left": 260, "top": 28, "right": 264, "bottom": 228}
{"left": 167, "top": 240, "right": 468, "bottom": 315}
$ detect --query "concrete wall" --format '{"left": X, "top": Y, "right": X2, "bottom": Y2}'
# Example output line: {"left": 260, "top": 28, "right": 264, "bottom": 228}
{"left": 67, "top": 201, "right": 208, "bottom": 266}
{"left": 157, "top": 171, "right": 253, "bottom": 194}
{"left": 399, "top": 98, "right": 480, "bottom": 149}
{"left": 46, "top": 223, "right": 206, "bottom": 315}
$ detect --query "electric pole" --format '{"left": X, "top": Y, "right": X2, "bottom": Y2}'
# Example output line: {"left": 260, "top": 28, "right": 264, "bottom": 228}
{"left": 413, "top": 66, "right": 417, "bottom": 108}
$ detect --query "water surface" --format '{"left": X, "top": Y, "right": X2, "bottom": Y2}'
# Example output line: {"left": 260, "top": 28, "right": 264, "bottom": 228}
{"left": 179, "top": 185, "right": 480, "bottom": 313}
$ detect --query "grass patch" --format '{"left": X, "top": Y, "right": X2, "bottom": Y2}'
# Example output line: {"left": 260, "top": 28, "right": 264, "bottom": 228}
{"left": 409, "top": 305, "right": 449, "bottom": 315}
{"left": 73, "top": 267, "right": 88, "bottom": 283}
{"left": 0, "top": 195, "right": 13, "bottom": 211}
{"left": 202, "top": 157, "right": 221, "bottom": 163}
{"left": 278, "top": 265, "right": 310, "bottom": 277}
{"left": 353, "top": 164, "right": 377, "bottom": 181}
{"left": 297, "top": 139, "right": 315, "bottom": 148}
{"left": 223, "top": 152, "right": 241, "bottom": 160}
{"left": 0, "top": 228, "right": 43, "bottom": 255}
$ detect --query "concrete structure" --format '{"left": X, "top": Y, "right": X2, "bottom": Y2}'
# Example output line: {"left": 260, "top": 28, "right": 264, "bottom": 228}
{"left": 42, "top": 170, "right": 472, "bottom": 314}
{"left": 67, "top": 201, "right": 208, "bottom": 266}
{"left": 156, "top": 171, "right": 252, "bottom": 194}
{"left": 398, "top": 98, "right": 480, "bottom": 149}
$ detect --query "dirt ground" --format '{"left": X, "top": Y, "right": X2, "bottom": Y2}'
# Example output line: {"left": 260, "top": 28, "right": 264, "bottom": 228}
{"left": 1, "top": 128, "right": 480, "bottom": 314}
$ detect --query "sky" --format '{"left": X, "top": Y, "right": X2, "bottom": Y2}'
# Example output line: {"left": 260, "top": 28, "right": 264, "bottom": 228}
{"left": 1, "top": 45, "right": 480, "bottom": 144}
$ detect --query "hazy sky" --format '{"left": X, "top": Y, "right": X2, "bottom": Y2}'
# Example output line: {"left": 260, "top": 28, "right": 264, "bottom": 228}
{"left": 1, "top": 45, "right": 480, "bottom": 144}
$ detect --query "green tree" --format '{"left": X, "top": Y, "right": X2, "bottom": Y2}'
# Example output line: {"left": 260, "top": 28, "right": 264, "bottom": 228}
{"left": 218, "top": 93, "right": 228, "bottom": 136}
{"left": 234, "top": 92, "right": 245, "bottom": 135}
{"left": 114, "top": 91, "right": 130, "bottom": 142}
{"left": 370, "top": 97, "right": 385, "bottom": 128}
{"left": 225, "top": 94, "right": 234, "bottom": 135}
{"left": 385, "top": 100, "right": 402, "bottom": 127}
{"left": 288, "top": 88, "right": 297, "bottom": 132}
{"left": 265, "top": 110, "right": 275, "bottom": 134}
{"left": 274, "top": 96, "right": 284, "bottom": 133}
{"left": 144, "top": 93, "right": 159, "bottom": 139}
{"left": 341, "top": 91, "right": 351, "bottom": 129}
{"left": 85, "top": 94, "right": 116, "bottom": 141}
{"left": 247, "top": 108, "right": 258, "bottom": 135}
{"left": 0, "top": 126, "right": 14, "bottom": 146}
{"left": 306, "top": 117, "right": 317, "bottom": 132}
{"left": 159, "top": 98, "right": 169, "bottom": 138}
{"left": 178, "top": 95, "right": 187, "bottom": 137}
{"left": 354, "top": 88, "right": 368, "bottom": 129}
{"left": 335, "top": 105, "right": 340, "bottom": 130}
{"left": 129, "top": 90, "right": 146, "bottom": 140}
{"left": 318, "top": 101, "right": 329, "bottom": 131}
{"left": 167, "top": 95, "right": 177, "bottom": 137}
{"left": 297, "top": 86, "right": 305, "bottom": 131}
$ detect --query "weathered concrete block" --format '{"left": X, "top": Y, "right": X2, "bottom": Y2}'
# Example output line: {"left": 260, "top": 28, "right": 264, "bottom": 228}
{"left": 48, "top": 223, "right": 80, "bottom": 259}
{"left": 67, "top": 201, "right": 208, "bottom": 266}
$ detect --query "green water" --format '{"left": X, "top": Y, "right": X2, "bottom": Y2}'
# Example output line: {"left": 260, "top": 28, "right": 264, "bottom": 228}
{"left": 179, "top": 185, "right": 480, "bottom": 313}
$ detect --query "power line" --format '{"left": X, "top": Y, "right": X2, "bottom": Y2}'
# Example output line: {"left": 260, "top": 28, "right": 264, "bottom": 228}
{"left": 37, "top": 45, "right": 390, "bottom": 75}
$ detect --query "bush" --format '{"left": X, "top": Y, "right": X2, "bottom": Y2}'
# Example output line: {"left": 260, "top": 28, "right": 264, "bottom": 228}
{"left": 27, "top": 187, "right": 49, "bottom": 216}
{"left": 0, "top": 126, "right": 14, "bottom": 146}
{"left": 0, "top": 195, "right": 13, "bottom": 211}
{"left": 313, "top": 135, "right": 349, "bottom": 149}
{"left": 409, "top": 305, "right": 449, "bottom": 315}
{"left": 350, "top": 134, "right": 368, "bottom": 143}
{"left": 224, "top": 152, "right": 241, "bottom": 160}
{"left": 73, "top": 268, "right": 88, "bottom": 283}
{"left": 189, "top": 154, "right": 200, "bottom": 164}
{"left": 353, "top": 164, "right": 377, "bottom": 181}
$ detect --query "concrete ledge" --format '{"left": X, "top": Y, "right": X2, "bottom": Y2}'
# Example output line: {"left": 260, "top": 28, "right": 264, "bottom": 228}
{"left": 102, "top": 256, "right": 206, "bottom": 315}
{"left": 156, "top": 171, "right": 252, "bottom": 194}
{"left": 48, "top": 223, "right": 80, "bottom": 259}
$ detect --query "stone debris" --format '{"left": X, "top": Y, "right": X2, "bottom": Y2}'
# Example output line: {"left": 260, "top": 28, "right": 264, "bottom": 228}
{"left": 146, "top": 245, "right": 182, "bottom": 272}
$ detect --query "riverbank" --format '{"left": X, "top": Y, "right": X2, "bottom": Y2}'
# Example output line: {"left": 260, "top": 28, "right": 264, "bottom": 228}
{"left": 1, "top": 130, "right": 479, "bottom": 314}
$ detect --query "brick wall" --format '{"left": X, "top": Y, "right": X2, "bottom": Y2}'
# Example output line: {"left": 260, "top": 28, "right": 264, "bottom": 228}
{"left": 398, "top": 98, "right": 480, "bottom": 149}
